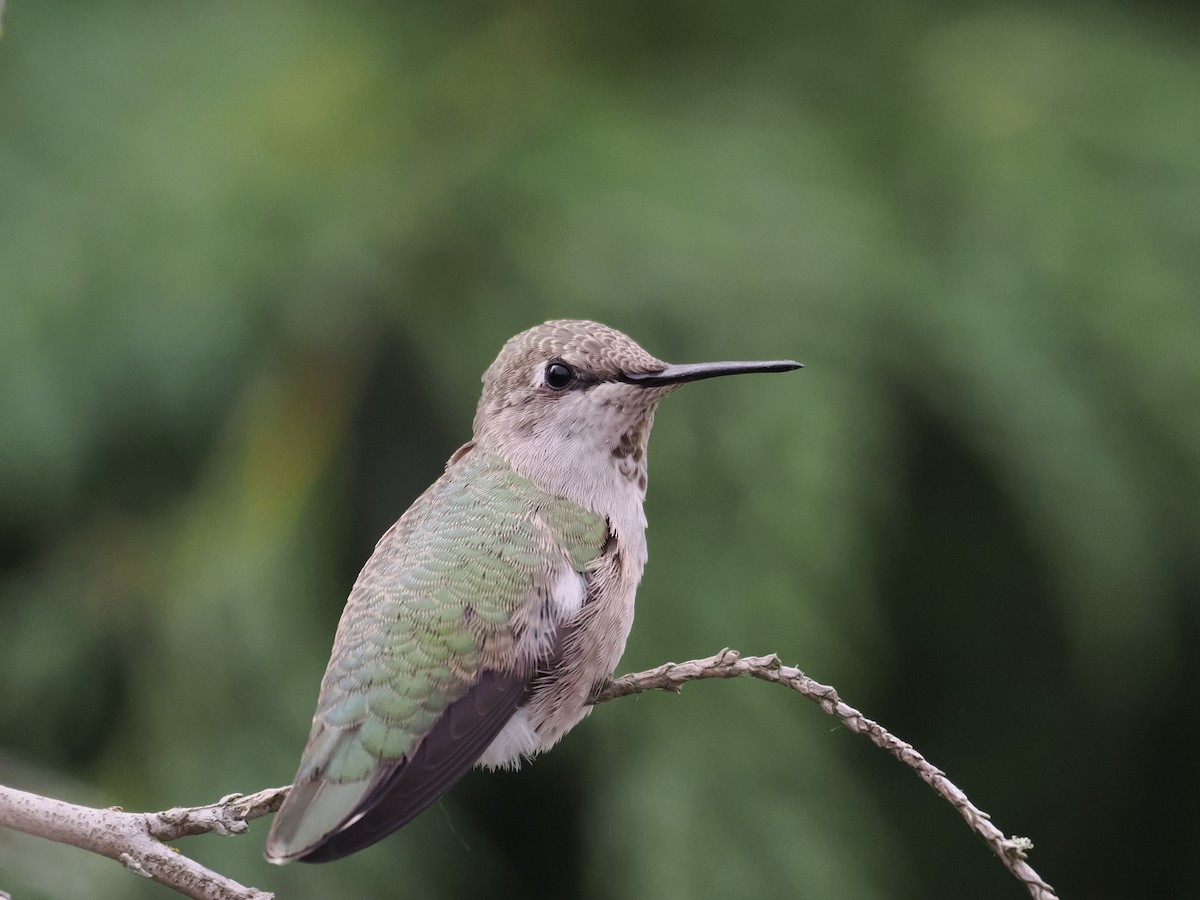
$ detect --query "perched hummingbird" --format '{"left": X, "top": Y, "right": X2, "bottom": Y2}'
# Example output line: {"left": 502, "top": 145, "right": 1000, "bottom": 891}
{"left": 265, "top": 320, "right": 800, "bottom": 863}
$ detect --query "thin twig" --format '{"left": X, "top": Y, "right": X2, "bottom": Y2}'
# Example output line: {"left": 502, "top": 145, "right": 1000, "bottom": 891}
{"left": 592, "top": 648, "right": 1058, "bottom": 900}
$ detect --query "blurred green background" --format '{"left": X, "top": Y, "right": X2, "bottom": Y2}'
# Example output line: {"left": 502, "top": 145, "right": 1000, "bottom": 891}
{"left": 2, "top": 1, "right": 1198, "bottom": 898}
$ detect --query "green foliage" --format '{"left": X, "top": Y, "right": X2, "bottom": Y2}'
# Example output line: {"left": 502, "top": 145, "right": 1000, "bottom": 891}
{"left": 1, "top": 2, "right": 1197, "bottom": 898}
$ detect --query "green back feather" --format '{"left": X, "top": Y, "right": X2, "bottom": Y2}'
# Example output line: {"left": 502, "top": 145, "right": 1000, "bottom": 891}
{"left": 266, "top": 449, "right": 605, "bottom": 859}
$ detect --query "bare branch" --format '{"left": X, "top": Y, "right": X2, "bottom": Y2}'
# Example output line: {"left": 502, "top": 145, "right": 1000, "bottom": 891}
{"left": 0, "top": 783, "right": 288, "bottom": 900}
{"left": 0, "top": 649, "right": 1056, "bottom": 900}
{"left": 592, "top": 648, "right": 1059, "bottom": 900}
{"left": 144, "top": 788, "right": 290, "bottom": 842}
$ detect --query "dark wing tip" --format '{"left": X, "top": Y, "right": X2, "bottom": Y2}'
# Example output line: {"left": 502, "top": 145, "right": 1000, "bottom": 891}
{"left": 271, "top": 669, "right": 533, "bottom": 864}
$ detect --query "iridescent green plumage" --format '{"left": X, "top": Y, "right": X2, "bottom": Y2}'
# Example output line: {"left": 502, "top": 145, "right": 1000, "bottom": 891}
{"left": 265, "top": 449, "right": 606, "bottom": 861}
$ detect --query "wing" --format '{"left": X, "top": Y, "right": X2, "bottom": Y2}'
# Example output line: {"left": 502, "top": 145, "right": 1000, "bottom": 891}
{"left": 275, "top": 668, "right": 532, "bottom": 864}
{"left": 265, "top": 450, "right": 606, "bottom": 863}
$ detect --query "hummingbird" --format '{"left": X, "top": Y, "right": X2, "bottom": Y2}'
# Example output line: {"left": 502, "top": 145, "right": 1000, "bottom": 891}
{"left": 264, "top": 319, "right": 800, "bottom": 863}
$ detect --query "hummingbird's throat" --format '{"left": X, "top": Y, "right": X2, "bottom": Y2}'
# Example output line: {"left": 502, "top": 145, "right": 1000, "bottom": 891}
{"left": 611, "top": 416, "right": 651, "bottom": 494}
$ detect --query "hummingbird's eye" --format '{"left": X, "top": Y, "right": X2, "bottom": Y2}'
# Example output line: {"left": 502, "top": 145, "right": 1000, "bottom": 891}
{"left": 544, "top": 361, "right": 575, "bottom": 390}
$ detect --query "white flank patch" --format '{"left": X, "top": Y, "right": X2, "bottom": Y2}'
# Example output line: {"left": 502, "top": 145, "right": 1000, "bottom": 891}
{"left": 477, "top": 708, "right": 542, "bottom": 769}
{"left": 549, "top": 566, "right": 587, "bottom": 621}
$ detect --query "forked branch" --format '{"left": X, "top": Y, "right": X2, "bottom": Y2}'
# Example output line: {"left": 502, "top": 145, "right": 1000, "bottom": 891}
{"left": 0, "top": 785, "right": 287, "bottom": 900}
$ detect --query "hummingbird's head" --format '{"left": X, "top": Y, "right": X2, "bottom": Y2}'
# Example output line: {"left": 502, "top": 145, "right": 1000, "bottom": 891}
{"left": 473, "top": 320, "right": 669, "bottom": 497}
{"left": 471, "top": 320, "right": 800, "bottom": 511}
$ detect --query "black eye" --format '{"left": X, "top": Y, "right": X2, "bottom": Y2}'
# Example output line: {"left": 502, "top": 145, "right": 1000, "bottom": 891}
{"left": 544, "top": 361, "right": 574, "bottom": 390}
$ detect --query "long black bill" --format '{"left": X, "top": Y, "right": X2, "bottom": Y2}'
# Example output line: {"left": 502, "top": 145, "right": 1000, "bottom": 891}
{"left": 621, "top": 359, "right": 802, "bottom": 388}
